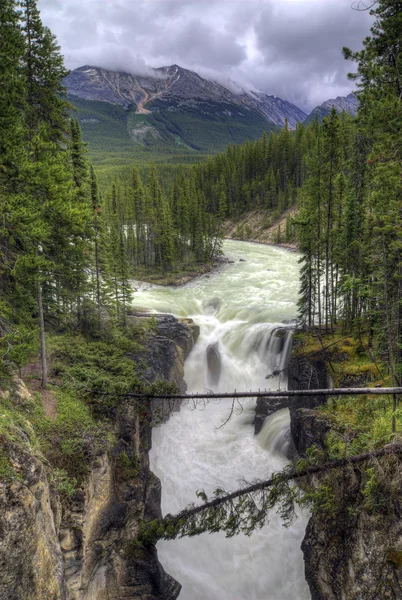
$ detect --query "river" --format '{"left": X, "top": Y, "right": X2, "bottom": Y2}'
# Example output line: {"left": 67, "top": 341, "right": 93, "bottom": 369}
{"left": 133, "top": 240, "right": 310, "bottom": 600}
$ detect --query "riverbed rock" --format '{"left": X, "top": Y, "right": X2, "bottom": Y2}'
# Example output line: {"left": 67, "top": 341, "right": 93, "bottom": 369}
{"left": 206, "top": 343, "right": 221, "bottom": 384}
{"left": 203, "top": 297, "right": 222, "bottom": 314}
{"left": 131, "top": 313, "right": 199, "bottom": 394}
{"left": 254, "top": 355, "right": 328, "bottom": 435}
{"left": 155, "top": 314, "right": 199, "bottom": 359}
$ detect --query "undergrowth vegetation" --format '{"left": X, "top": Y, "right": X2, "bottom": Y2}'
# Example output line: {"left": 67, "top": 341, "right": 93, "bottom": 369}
{"left": 289, "top": 328, "right": 402, "bottom": 520}
{"left": 293, "top": 328, "right": 401, "bottom": 452}
{"left": 0, "top": 320, "right": 176, "bottom": 495}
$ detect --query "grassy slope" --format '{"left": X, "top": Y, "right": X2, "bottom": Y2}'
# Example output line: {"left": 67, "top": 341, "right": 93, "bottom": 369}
{"left": 224, "top": 207, "right": 298, "bottom": 250}
{"left": 294, "top": 330, "right": 401, "bottom": 455}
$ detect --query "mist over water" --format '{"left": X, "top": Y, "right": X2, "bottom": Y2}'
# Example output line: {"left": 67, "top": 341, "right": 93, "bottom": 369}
{"left": 134, "top": 240, "right": 310, "bottom": 600}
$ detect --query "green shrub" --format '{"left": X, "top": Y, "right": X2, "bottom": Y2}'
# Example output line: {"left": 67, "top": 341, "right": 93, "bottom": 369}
{"left": 50, "top": 468, "right": 78, "bottom": 498}
{"left": 0, "top": 448, "right": 13, "bottom": 481}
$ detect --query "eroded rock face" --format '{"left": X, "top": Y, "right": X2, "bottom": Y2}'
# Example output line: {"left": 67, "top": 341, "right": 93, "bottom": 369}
{"left": 0, "top": 316, "right": 197, "bottom": 600}
{"left": 302, "top": 494, "right": 402, "bottom": 600}
{"left": 62, "top": 402, "right": 181, "bottom": 600}
{"left": 0, "top": 439, "right": 65, "bottom": 600}
{"left": 292, "top": 408, "right": 402, "bottom": 600}
{"left": 289, "top": 357, "right": 402, "bottom": 600}
{"left": 131, "top": 313, "right": 200, "bottom": 394}
{"left": 62, "top": 316, "right": 196, "bottom": 599}
{"left": 254, "top": 355, "right": 328, "bottom": 435}
{"left": 206, "top": 342, "right": 221, "bottom": 385}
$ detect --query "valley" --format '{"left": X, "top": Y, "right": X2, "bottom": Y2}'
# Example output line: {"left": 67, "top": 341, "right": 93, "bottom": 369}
{"left": 1, "top": 1, "right": 401, "bottom": 599}
{"left": 65, "top": 64, "right": 357, "bottom": 171}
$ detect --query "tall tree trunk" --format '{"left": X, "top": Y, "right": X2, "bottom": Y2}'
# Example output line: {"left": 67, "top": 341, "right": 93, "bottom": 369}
{"left": 94, "top": 237, "right": 101, "bottom": 329}
{"left": 382, "top": 235, "right": 397, "bottom": 433}
{"left": 37, "top": 279, "right": 47, "bottom": 388}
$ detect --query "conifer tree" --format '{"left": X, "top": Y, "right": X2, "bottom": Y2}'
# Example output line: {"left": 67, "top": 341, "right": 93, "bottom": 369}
{"left": 90, "top": 166, "right": 103, "bottom": 328}
{"left": 344, "top": 0, "right": 402, "bottom": 417}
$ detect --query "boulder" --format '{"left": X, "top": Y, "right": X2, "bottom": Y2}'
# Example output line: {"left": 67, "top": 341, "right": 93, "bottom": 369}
{"left": 206, "top": 343, "right": 221, "bottom": 384}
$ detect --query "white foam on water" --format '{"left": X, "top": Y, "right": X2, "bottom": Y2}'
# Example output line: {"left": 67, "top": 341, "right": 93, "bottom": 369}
{"left": 134, "top": 240, "right": 310, "bottom": 600}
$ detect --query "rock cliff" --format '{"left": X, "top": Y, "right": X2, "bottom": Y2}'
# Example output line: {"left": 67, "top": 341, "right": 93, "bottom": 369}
{"left": 0, "top": 314, "right": 198, "bottom": 600}
{"left": 254, "top": 354, "right": 328, "bottom": 434}
{"left": 288, "top": 354, "right": 402, "bottom": 600}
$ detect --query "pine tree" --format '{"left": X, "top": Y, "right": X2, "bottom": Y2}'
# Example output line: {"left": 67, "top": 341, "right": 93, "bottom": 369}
{"left": 90, "top": 166, "right": 103, "bottom": 328}
{"left": 344, "top": 0, "right": 402, "bottom": 425}
{"left": 0, "top": 0, "right": 25, "bottom": 179}
{"left": 322, "top": 107, "right": 341, "bottom": 331}
{"left": 22, "top": 0, "right": 69, "bottom": 138}
{"left": 0, "top": 1, "right": 37, "bottom": 373}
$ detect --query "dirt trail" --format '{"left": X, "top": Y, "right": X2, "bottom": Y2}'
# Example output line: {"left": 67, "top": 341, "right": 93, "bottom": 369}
{"left": 22, "top": 360, "right": 58, "bottom": 420}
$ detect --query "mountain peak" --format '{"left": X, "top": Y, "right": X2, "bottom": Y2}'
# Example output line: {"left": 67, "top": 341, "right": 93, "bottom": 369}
{"left": 305, "top": 93, "right": 359, "bottom": 123}
{"left": 65, "top": 63, "right": 307, "bottom": 129}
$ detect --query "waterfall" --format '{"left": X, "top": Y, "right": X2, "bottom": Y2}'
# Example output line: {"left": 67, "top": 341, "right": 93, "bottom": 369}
{"left": 257, "top": 409, "right": 293, "bottom": 457}
{"left": 136, "top": 240, "right": 310, "bottom": 600}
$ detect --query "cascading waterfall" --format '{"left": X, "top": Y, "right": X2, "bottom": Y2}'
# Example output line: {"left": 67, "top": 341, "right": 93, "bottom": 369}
{"left": 257, "top": 409, "right": 293, "bottom": 457}
{"left": 134, "top": 240, "right": 310, "bottom": 600}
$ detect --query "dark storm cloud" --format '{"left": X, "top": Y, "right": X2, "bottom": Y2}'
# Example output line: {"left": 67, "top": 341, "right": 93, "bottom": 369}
{"left": 38, "top": 0, "right": 374, "bottom": 111}
{"left": 250, "top": 2, "right": 373, "bottom": 107}
{"left": 152, "top": 20, "right": 247, "bottom": 68}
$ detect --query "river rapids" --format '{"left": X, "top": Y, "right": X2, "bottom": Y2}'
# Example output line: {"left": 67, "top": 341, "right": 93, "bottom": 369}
{"left": 133, "top": 240, "right": 310, "bottom": 600}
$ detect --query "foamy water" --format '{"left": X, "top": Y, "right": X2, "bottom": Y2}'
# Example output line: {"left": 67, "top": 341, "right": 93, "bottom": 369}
{"left": 134, "top": 240, "right": 310, "bottom": 600}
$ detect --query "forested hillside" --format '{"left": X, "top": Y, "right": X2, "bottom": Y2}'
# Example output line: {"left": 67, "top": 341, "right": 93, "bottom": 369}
{"left": 64, "top": 62, "right": 306, "bottom": 171}
{"left": 0, "top": 0, "right": 174, "bottom": 381}
{"left": 298, "top": 0, "right": 401, "bottom": 391}
{"left": 136, "top": 2, "right": 402, "bottom": 570}
{"left": 1, "top": 0, "right": 402, "bottom": 598}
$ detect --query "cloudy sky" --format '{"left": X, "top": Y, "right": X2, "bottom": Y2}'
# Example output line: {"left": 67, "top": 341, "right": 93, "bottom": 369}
{"left": 38, "top": 0, "right": 374, "bottom": 112}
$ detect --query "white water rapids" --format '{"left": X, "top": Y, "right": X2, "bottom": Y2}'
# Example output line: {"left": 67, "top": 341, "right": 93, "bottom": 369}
{"left": 133, "top": 240, "right": 310, "bottom": 600}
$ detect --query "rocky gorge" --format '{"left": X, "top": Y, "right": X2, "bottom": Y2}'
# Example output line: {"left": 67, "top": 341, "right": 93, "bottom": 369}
{"left": 255, "top": 345, "right": 402, "bottom": 600}
{"left": 0, "top": 315, "right": 198, "bottom": 600}
{"left": 2, "top": 235, "right": 401, "bottom": 600}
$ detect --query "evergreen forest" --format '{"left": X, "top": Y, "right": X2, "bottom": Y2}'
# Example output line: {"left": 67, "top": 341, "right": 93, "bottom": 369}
{"left": 1, "top": 0, "right": 401, "bottom": 397}
{"left": 0, "top": 2, "right": 402, "bottom": 592}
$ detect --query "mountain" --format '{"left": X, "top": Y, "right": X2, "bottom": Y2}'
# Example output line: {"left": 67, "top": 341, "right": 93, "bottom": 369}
{"left": 237, "top": 89, "right": 306, "bottom": 129}
{"left": 304, "top": 93, "right": 359, "bottom": 124}
{"left": 64, "top": 65, "right": 307, "bottom": 164}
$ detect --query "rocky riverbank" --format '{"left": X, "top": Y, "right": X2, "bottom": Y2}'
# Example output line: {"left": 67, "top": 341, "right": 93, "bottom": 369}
{"left": 132, "top": 255, "right": 230, "bottom": 287}
{"left": 0, "top": 315, "right": 198, "bottom": 600}
{"left": 224, "top": 207, "right": 298, "bottom": 252}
